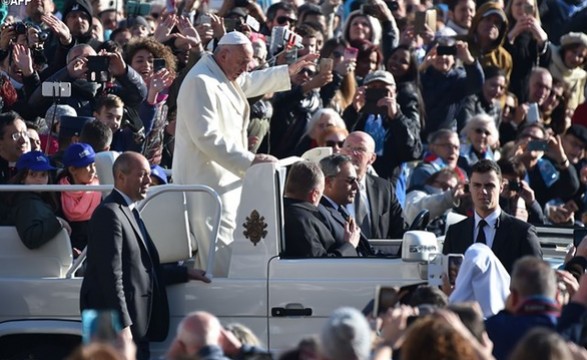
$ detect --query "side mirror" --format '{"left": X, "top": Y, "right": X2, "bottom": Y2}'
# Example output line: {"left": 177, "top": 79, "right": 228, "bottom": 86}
{"left": 401, "top": 230, "right": 438, "bottom": 262}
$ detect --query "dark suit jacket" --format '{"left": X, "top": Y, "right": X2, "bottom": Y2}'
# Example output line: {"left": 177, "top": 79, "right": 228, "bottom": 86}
{"left": 283, "top": 198, "right": 357, "bottom": 258}
{"left": 442, "top": 211, "right": 542, "bottom": 273}
{"left": 364, "top": 174, "right": 406, "bottom": 239}
{"left": 80, "top": 190, "right": 188, "bottom": 342}
{"left": 318, "top": 198, "right": 375, "bottom": 256}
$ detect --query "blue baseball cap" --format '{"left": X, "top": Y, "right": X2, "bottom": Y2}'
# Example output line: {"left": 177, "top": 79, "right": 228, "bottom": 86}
{"left": 63, "top": 143, "right": 96, "bottom": 168}
{"left": 16, "top": 151, "right": 56, "bottom": 171}
{"left": 150, "top": 165, "right": 168, "bottom": 184}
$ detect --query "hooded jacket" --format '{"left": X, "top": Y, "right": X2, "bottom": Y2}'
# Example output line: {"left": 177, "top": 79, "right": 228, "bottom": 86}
{"left": 61, "top": 0, "right": 102, "bottom": 51}
{"left": 468, "top": 3, "right": 512, "bottom": 80}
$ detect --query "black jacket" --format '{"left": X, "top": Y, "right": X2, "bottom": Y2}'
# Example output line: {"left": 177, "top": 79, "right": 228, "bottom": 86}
{"left": 443, "top": 211, "right": 542, "bottom": 273}
{"left": 80, "top": 190, "right": 188, "bottom": 342}
{"left": 283, "top": 198, "right": 357, "bottom": 258}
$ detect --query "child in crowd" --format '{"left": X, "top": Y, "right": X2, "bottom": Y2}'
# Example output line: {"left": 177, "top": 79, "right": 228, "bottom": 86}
{"left": 57, "top": 143, "right": 101, "bottom": 254}
{"left": 150, "top": 164, "right": 168, "bottom": 186}
{"left": 7, "top": 151, "right": 71, "bottom": 249}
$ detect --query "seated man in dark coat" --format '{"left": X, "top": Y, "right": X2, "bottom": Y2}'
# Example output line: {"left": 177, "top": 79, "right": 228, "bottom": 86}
{"left": 283, "top": 160, "right": 360, "bottom": 258}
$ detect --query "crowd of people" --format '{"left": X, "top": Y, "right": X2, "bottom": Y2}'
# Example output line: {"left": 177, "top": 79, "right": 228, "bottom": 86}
{"left": 2, "top": 0, "right": 587, "bottom": 357}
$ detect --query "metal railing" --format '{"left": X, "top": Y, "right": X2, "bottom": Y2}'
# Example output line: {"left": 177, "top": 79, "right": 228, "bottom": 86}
{"left": 0, "top": 184, "right": 222, "bottom": 279}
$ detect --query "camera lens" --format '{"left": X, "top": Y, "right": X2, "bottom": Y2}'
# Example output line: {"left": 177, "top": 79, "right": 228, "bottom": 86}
{"left": 38, "top": 32, "right": 49, "bottom": 41}
{"left": 13, "top": 22, "right": 27, "bottom": 35}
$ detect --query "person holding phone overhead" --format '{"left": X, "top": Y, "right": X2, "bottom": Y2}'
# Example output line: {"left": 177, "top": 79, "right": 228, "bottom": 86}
{"left": 508, "top": 123, "right": 579, "bottom": 210}
{"left": 419, "top": 35, "right": 484, "bottom": 138}
{"left": 503, "top": 0, "right": 551, "bottom": 102}
{"left": 345, "top": 70, "right": 422, "bottom": 181}
{"left": 443, "top": 159, "right": 542, "bottom": 274}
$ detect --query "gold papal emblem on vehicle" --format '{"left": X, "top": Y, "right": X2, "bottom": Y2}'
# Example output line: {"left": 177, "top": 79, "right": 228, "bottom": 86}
{"left": 243, "top": 210, "right": 268, "bottom": 246}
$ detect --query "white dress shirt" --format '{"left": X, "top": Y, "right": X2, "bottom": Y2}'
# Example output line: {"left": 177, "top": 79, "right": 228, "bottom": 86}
{"left": 474, "top": 208, "right": 501, "bottom": 248}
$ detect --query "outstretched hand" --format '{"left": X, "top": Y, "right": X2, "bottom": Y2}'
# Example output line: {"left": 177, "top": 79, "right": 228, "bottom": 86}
{"left": 288, "top": 53, "right": 320, "bottom": 77}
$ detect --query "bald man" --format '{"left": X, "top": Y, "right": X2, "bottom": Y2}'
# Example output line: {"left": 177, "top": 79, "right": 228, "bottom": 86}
{"left": 173, "top": 32, "right": 312, "bottom": 275}
{"left": 341, "top": 131, "right": 406, "bottom": 240}
{"left": 80, "top": 152, "right": 209, "bottom": 360}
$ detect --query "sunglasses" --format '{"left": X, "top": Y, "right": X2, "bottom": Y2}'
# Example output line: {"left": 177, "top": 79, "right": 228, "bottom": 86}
{"left": 325, "top": 140, "right": 345, "bottom": 148}
{"left": 475, "top": 128, "right": 491, "bottom": 136}
{"left": 276, "top": 16, "right": 297, "bottom": 25}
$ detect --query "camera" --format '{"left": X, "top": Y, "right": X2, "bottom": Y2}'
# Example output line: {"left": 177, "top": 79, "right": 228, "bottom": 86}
{"left": 437, "top": 45, "right": 457, "bottom": 56}
{"left": 13, "top": 22, "right": 27, "bottom": 35}
{"left": 508, "top": 179, "right": 521, "bottom": 192}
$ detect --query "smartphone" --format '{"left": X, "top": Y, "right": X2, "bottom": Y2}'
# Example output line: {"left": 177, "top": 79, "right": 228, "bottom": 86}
{"left": 437, "top": 45, "right": 457, "bottom": 56}
{"left": 523, "top": 4, "right": 534, "bottom": 15}
{"left": 41, "top": 81, "right": 72, "bottom": 98}
{"left": 373, "top": 286, "right": 399, "bottom": 317}
{"left": 344, "top": 47, "right": 359, "bottom": 61}
{"left": 508, "top": 179, "right": 521, "bottom": 192}
{"left": 361, "top": 4, "right": 379, "bottom": 16}
{"left": 153, "top": 58, "right": 165, "bottom": 72}
{"left": 414, "top": 10, "right": 436, "bottom": 34}
{"left": 573, "top": 228, "right": 587, "bottom": 247}
{"left": 245, "top": 15, "right": 260, "bottom": 32}
{"left": 427, "top": 254, "right": 444, "bottom": 287}
{"left": 527, "top": 139, "right": 549, "bottom": 151}
{"left": 166, "top": 0, "right": 176, "bottom": 13}
{"left": 125, "top": 1, "right": 151, "bottom": 16}
{"left": 319, "top": 58, "right": 333, "bottom": 74}
{"left": 445, "top": 254, "right": 464, "bottom": 286}
{"left": 81, "top": 309, "right": 121, "bottom": 345}
{"left": 526, "top": 102, "right": 540, "bottom": 124}
{"left": 87, "top": 55, "right": 111, "bottom": 82}
{"left": 364, "top": 88, "right": 388, "bottom": 103}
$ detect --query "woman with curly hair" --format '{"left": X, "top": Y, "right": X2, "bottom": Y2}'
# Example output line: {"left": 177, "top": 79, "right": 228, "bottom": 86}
{"left": 124, "top": 37, "right": 177, "bottom": 164}
{"left": 319, "top": 37, "right": 357, "bottom": 113}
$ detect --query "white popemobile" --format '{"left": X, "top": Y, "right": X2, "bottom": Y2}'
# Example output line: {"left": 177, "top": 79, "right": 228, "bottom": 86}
{"left": 0, "top": 150, "right": 571, "bottom": 359}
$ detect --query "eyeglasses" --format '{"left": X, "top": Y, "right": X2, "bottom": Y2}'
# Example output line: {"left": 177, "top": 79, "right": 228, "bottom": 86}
{"left": 325, "top": 140, "right": 345, "bottom": 148}
{"left": 299, "top": 68, "right": 316, "bottom": 76}
{"left": 10, "top": 131, "right": 28, "bottom": 141}
{"left": 276, "top": 16, "right": 297, "bottom": 25}
{"left": 345, "top": 146, "right": 368, "bottom": 154}
{"left": 475, "top": 128, "right": 491, "bottom": 136}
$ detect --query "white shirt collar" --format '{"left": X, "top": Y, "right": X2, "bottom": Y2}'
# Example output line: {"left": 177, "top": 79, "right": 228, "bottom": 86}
{"left": 474, "top": 208, "right": 501, "bottom": 228}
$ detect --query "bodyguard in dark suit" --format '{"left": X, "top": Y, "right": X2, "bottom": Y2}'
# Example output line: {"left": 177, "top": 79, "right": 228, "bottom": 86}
{"left": 341, "top": 131, "right": 406, "bottom": 239}
{"left": 443, "top": 159, "right": 542, "bottom": 273}
{"left": 283, "top": 161, "right": 360, "bottom": 258}
{"left": 80, "top": 152, "right": 210, "bottom": 359}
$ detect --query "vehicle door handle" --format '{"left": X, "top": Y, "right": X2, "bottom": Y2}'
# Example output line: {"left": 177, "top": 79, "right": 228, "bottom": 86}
{"left": 271, "top": 307, "right": 312, "bottom": 317}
